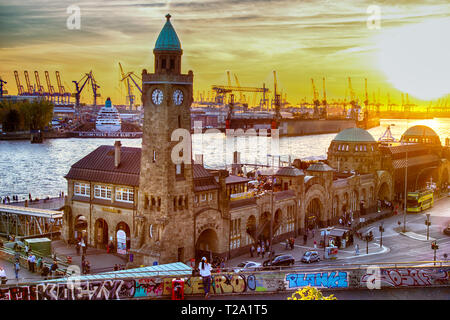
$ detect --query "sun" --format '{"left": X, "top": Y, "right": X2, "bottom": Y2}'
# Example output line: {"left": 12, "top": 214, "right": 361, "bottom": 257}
{"left": 375, "top": 18, "right": 450, "bottom": 101}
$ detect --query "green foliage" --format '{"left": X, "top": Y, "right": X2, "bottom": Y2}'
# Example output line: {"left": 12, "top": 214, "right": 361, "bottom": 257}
{"left": 287, "top": 285, "right": 337, "bottom": 300}
{"left": 0, "top": 99, "right": 53, "bottom": 131}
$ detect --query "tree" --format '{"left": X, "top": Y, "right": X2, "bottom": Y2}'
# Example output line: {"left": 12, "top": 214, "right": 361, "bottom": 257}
{"left": 19, "top": 99, "right": 53, "bottom": 131}
{"left": 287, "top": 285, "right": 337, "bottom": 300}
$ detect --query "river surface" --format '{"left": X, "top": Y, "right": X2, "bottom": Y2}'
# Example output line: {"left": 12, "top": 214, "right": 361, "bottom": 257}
{"left": 1, "top": 119, "right": 450, "bottom": 200}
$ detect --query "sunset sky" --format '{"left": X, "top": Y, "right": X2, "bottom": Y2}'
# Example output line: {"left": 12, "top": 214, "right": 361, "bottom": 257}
{"left": 0, "top": 0, "right": 449, "bottom": 107}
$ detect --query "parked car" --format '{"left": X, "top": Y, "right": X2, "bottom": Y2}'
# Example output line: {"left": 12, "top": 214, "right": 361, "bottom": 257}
{"left": 233, "top": 261, "right": 262, "bottom": 273}
{"left": 301, "top": 251, "right": 321, "bottom": 264}
{"left": 263, "top": 254, "right": 295, "bottom": 268}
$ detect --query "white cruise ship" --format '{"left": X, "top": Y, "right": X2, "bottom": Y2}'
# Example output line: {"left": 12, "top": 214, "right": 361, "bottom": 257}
{"left": 96, "top": 98, "right": 122, "bottom": 132}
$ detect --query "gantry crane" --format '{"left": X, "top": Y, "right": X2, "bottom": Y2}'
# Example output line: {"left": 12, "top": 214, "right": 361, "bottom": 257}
{"left": 44, "top": 71, "right": 56, "bottom": 103}
{"left": 311, "top": 78, "right": 321, "bottom": 117}
{"left": 364, "top": 78, "right": 369, "bottom": 111}
{"left": 24, "top": 71, "right": 33, "bottom": 95}
{"left": 118, "top": 62, "right": 142, "bottom": 110}
{"left": 0, "top": 78, "right": 7, "bottom": 97}
{"left": 14, "top": 71, "right": 25, "bottom": 96}
{"left": 34, "top": 71, "right": 45, "bottom": 96}
{"left": 322, "top": 77, "right": 327, "bottom": 107}
{"left": 56, "top": 71, "right": 72, "bottom": 104}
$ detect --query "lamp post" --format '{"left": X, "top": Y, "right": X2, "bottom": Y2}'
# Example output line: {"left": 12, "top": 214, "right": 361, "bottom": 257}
{"left": 379, "top": 223, "right": 384, "bottom": 248}
{"left": 403, "top": 116, "right": 409, "bottom": 233}
{"left": 425, "top": 213, "right": 431, "bottom": 241}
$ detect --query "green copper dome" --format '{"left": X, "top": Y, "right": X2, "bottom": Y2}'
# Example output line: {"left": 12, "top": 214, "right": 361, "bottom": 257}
{"left": 154, "top": 14, "right": 182, "bottom": 51}
{"left": 333, "top": 128, "right": 375, "bottom": 142}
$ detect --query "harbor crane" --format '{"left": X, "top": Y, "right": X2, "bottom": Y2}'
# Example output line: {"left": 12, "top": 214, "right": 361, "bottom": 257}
{"left": 44, "top": 71, "right": 56, "bottom": 103}
{"left": 14, "top": 71, "right": 25, "bottom": 96}
{"left": 211, "top": 84, "right": 270, "bottom": 107}
{"left": 311, "top": 78, "right": 321, "bottom": 117}
{"left": 56, "top": 71, "right": 72, "bottom": 104}
{"left": 0, "top": 78, "right": 7, "bottom": 97}
{"left": 34, "top": 71, "right": 45, "bottom": 96}
{"left": 322, "top": 77, "right": 327, "bottom": 107}
{"left": 364, "top": 78, "right": 369, "bottom": 110}
{"left": 72, "top": 71, "right": 101, "bottom": 107}
{"left": 118, "top": 62, "right": 142, "bottom": 110}
{"left": 24, "top": 71, "right": 34, "bottom": 95}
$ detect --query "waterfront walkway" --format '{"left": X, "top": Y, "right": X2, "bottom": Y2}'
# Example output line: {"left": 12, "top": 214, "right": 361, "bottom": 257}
{"left": 9, "top": 196, "right": 66, "bottom": 210}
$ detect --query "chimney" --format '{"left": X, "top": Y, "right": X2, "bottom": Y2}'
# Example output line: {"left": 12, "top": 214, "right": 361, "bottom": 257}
{"left": 114, "top": 140, "right": 121, "bottom": 168}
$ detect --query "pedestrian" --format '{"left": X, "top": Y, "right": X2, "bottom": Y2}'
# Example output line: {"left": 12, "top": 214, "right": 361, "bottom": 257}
{"left": 24, "top": 245, "right": 29, "bottom": 255}
{"left": 50, "top": 260, "right": 58, "bottom": 277}
{"left": 261, "top": 245, "right": 265, "bottom": 258}
{"left": 114, "top": 264, "right": 119, "bottom": 271}
{"left": 290, "top": 238, "right": 295, "bottom": 250}
{"left": 29, "top": 254, "right": 36, "bottom": 273}
{"left": 314, "top": 240, "right": 317, "bottom": 249}
{"left": 250, "top": 245, "right": 254, "bottom": 258}
{"left": 41, "top": 264, "right": 50, "bottom": 280}
{"left": 14, "top": 260, "right": 20, "bottom": 280}
{"left": 256, "top": 245, "right": 261, "bottom": 257}
{"left": 265, "top": 239, "right": 269, "bottom": 249}
{"left": 81, "top": 240, "right": 87, "bottom": 255}
{"left": 0, "top": 267, "right": 7, "bottom": 285}
{"left": 76, "top": 241, "right": 81, "bottom": 255}
{"left": 36, "top": 256, "right": 43, "bottom": 273}
{"left": 303, "top": 233, "right": 307, "bottom": 245}
{"left": 285, "top": 238, "right": 289, "bottom": 250}
{"left": 339, "top": 218, "right": 343, "bottom": 225}
{"left": 27, "top": 254, "right": 32, "bottom": 271}
{"left": 198, "top": 257, "right": 212, "bottom": 299}
{"left": 355, "top": 244, "right": 359, "bottom": 256}
{"left": 312, "top": 229, "right": 315, "bottom": 238}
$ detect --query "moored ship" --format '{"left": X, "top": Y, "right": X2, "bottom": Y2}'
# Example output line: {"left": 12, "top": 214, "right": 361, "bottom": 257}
{"left": 95, "top": 98, "right": 122, "bottom": 132}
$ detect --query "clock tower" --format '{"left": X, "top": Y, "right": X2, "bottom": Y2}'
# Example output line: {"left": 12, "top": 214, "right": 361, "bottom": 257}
{"left": 132, "top": 14, "right": 195, "bottom": 265}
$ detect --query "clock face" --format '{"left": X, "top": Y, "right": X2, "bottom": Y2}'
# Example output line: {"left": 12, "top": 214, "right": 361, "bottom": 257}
{"left": 173, "top": 89, "right": 184, "bottom": 105}
{"left": 152, "top": 89, "right": 163, "bottom": 105}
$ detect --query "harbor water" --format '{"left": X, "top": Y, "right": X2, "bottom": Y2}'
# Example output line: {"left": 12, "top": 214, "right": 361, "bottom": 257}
{"left": 1, "top": 119, "right": 450, "bottom": 200}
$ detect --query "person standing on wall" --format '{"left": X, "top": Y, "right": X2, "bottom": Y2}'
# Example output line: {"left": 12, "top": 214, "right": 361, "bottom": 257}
{"left": 0, "top": 266, "right": 7, "bottom": 285}
{"left": 14, "top": 260, "right": 20, "bottom": 280}
{"left": 199, "top": 257, "right": 212, "bottom": 299}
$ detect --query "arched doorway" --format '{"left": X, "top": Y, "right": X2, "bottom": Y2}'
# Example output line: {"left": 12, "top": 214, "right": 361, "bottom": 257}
{"left": 95, "top": 218, "right": 109, "bottom": 249}
{"left": 196, "top": 228, "right": 219, "bottom": 262}
{"left": 273, "top": 209, "right": 283, "bottom": 236}
{"left": 306, "top": 198, "right": 322, "bottom": 230}
{"left": 378, "top": 182, "right": 390, "bottom": 201}
{"left": 74, "top": 215, "right": 87, "bottom": 242}
{"left": 246, "top": 215, "right": 257, "bottom": 244}
{"left": 258, "top": 211, "right": 272, "bottom": 241}
{"left": 116, "top": 221, "right": 130, "bottom": 254}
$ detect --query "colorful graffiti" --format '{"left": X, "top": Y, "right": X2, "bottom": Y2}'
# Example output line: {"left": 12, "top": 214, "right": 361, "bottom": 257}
{"left": 285, "top": 272, "right": 349, "bottom": 289}
{"left": 361, "top": 268, "right": 450, "bottom": 288}
{"left": 0, "top": 267, "right": 448, "bottom": 300}
{"left": 0, "top": 280, "right": 136, "bottom": 300}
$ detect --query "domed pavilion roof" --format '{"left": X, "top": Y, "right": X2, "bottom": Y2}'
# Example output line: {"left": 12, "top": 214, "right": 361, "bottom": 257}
{"left": 154, "top": 14, "right": 182, "bottom": 51}
{"left": 401, "top": 125, "right": 440, "bottom": 145}
{"left": 333, "top": 128, "right": 376, "bottom": 143}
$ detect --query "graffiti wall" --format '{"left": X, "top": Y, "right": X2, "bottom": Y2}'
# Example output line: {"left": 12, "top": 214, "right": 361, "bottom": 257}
{"left": 361, "top": 267, "right": 450, "bottom": 288}
{"left": 285, "top": 271, "right": 349, "bottom": 289}
{"left": 0, "top": 266, "right": 448, "bottom": 300}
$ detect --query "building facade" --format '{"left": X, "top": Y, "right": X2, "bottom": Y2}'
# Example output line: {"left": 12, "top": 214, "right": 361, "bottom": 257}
{"left": 62, "top": 15, "right": 450, "bottom": 266}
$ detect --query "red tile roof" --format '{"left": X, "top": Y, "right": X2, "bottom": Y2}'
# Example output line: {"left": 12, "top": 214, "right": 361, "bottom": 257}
{"left": 65, "top": 145, "right": 221, "bottom": 190}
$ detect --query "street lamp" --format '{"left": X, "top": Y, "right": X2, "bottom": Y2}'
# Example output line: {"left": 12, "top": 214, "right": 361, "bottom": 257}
{"left": 378, "top": 223, "right": 384, "bottom": 248}
{"left": 425, "top": 213, "right": 431, "bottom": 241}
{"left": 364, "top": 233, "right": 372, "bottom": 254}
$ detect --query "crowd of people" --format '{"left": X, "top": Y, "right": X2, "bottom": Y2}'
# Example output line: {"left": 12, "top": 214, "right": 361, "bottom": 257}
{"left": 0, "top": 191, "right": 65, "bottom": 205}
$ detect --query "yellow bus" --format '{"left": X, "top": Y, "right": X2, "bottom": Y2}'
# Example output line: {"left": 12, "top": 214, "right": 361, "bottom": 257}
{"left": 407, "top": 189, "right": 434, "bottom": 213}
